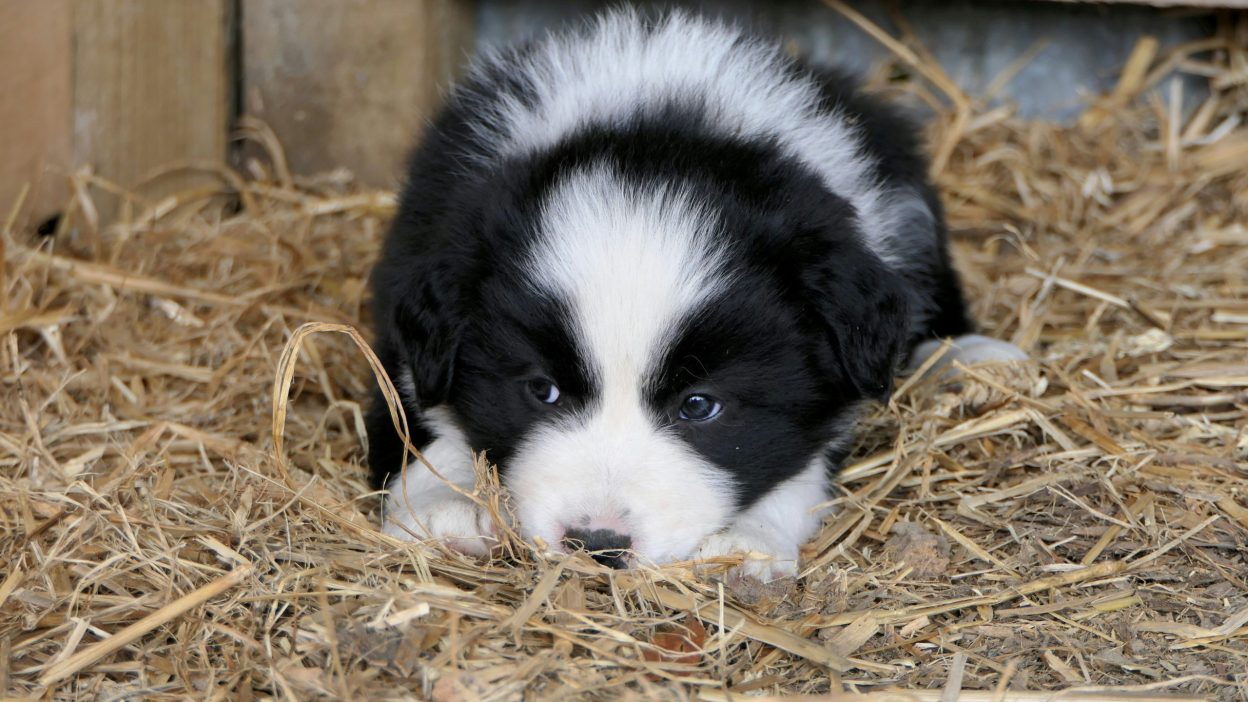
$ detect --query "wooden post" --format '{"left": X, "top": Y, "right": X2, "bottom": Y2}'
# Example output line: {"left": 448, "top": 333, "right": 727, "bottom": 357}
{"left": 0, "top": 1, "right": 232, "bottom": 228}
{"left": 3, "top": 0, "right": 473, "bottom": 226}
{"left": 0, "top": 1, "right": 73, "bottom": 228}
{"left": 242, "top": 0, "right": 476, "bottom": 188}
{"left": 72, "top": 0, "right": 232, "bottom": 222}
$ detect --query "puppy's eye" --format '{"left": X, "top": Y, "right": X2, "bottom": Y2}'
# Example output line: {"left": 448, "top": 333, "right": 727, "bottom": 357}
{"left": 526, "top": 378, "right": 561, "bottom": 405}
{"left": 678, "top": 394, "right": 722, "bottom": 422}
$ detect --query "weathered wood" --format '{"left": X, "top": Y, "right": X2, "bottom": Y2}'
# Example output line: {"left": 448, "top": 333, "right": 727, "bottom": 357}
{"left": 242, "top": 0, "right": 476, "bottom": 188}
{"left": 72, "top": 0, "right": 231, "bottom": 221}
{"left": 0, "top": 0, "right": 73, "bottom": 227}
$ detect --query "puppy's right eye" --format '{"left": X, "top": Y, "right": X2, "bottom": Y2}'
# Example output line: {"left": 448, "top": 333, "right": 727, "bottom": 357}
{"left": 526, "top": 378, "right": 561, "bottom": 405}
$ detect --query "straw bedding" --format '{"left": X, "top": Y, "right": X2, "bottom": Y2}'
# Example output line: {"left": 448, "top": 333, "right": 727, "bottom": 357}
{"left": 3, "top": 9, "right": 1247, "bottom": 701}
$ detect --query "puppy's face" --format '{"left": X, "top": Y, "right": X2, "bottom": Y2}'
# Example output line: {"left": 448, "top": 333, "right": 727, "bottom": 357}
{"left": 398, "top": 163, "right": 908, "bottom": 564}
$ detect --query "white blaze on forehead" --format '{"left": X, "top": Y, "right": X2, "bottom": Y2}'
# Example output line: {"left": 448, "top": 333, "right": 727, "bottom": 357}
{"left": 528, "top": 165, "right": 729, "bottom": 392}
{"left": 506, "top": 165, "right": 738, "bottom": 562}
{"left": 469, "top": 9, "right": 929, "bottom": 266}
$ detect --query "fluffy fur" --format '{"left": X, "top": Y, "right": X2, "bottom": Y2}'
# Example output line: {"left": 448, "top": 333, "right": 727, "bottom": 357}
{"left": 365, "top": 9, "right": 1021, "bottom": 578}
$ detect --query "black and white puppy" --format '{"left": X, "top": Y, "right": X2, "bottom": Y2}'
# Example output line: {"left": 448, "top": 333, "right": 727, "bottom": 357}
{"left": 365, "top": 9, "right": 1023, "bottom": 578}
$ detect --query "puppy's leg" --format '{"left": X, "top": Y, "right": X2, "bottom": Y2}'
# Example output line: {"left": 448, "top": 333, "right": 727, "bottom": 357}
{"left": 695, "top": 457, "right": 830, "bottom": 582}
{"left": 382, "top": 407, "right": 496, "bottom": 555}
{"left": 909, "top": 333, "right": 1027, "bottom": 376}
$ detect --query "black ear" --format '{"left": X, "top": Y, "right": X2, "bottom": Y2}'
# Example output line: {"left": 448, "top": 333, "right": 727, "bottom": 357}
{"left": 365, "top": 255, "right": 461, "bottom": 489}
{"left": 804, "top": 248, "right": 912, "bottom": 403}
{"left": 387, "top": 255, "right": 466, "bottom": 408}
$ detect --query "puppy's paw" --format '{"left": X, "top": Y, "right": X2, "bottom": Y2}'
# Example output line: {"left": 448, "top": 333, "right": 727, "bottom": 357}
{"left": 695, "top": 527, "right": 799, "bottom": 582}
{"left": 946, "top": 334, "right": 1028, "bottom": 365}
{"left": 383, "top": 494, "right": 497, "bottom": 556}
{"left": 910, "top": 334, "right": 1027, "bottom": 376}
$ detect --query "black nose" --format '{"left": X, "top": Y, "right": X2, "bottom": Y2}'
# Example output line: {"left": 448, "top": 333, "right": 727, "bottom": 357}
{"left": 562, "top": 528, "right": 632, "bottom": 569}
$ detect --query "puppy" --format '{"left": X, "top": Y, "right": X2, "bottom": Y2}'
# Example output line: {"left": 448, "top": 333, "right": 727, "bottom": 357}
{"left": 365, "top": 9, "right": 1023, "bottom": 578}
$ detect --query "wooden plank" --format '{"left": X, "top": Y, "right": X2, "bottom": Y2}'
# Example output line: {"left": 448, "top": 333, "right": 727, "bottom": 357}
{"left": 72, "top": 0, "right": 231, "bottom": 222}
{"left": 0, "top": 0, "right": 73, "bottom": 228}
{"left": 242, "top": 0, "right": 476, "bottom": 188}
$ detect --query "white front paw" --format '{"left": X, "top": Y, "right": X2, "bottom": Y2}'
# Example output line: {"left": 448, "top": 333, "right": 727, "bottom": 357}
{"left": 695, "top": 527, "right": 798, "bottom": 582}
{"left": 383, "top": 494, "right": 497, "bottom": 557}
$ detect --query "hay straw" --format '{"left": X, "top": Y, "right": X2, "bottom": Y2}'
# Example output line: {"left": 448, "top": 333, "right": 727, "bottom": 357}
{"left": 3, "top": 9, "right": 1248, "bottom": 701}
{"left": 36, "top": 564, "right": 253, "bottom": 687}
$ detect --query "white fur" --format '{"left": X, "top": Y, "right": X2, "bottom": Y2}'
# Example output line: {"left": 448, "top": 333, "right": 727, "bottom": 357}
{"left": 466, "top": 9, "right": 927, "bottom": 267}
{"left": 695, "top": 456, "right": 831, "bottom": 581}
{"left": 382, "top": 406, "right": 496, "bottom": 555}
{"left": 504, "top": 166, "right": 739, "bottom": 563}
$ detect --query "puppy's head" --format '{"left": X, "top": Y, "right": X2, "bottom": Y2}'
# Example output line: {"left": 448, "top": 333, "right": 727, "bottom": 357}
{"left": 391, "top": 156, "right": 909, "bottom": 565}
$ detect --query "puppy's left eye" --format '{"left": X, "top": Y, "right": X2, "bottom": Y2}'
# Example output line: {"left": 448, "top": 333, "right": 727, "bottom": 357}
{"left": 678, "top": 394, "right": 722, "bottom": 422}
{"left": 526, "top": 378, "right": 561, "bottom": 405}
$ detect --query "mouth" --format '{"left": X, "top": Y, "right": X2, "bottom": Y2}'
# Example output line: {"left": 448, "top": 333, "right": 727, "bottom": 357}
{"left": 573, "top": 547, "right": 632, "bottom": 569}
{"left": 559, "top": 526, "right": 634, "bottom": 569}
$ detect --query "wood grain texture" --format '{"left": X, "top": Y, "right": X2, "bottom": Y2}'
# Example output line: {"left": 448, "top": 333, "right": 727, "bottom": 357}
{"left": 72, "top": 0, "right": 231, "bottom": 220}
{"left": 242, "top": 0, "right": 476, "bottom": 187}
{"left": 0, "top": 0, "right": 73, "bottom": 226}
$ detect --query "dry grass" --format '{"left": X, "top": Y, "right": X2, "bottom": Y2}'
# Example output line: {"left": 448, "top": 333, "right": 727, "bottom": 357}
{"left": 3, "top": 10, "right": 1248, "bottom": 702}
